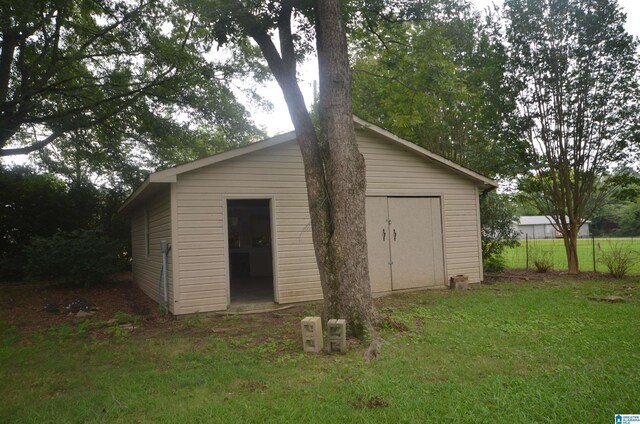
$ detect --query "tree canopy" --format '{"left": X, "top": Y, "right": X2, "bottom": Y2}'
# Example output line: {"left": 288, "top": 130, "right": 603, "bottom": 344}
{"left": 0, "top": 0, "right": 264, "bottom": 180}
{"left": 350, "top": 0, "right": 527, "bottom": 178}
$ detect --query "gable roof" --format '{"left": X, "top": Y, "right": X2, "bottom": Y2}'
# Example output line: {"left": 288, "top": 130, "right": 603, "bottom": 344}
{"left": 353, "top": 116, "right": 497, "bottom": 188}
{"left": 120, "top": 116, "right": 498, "bottom": 214}
{"left": 519, "top": 216, "right": 591, "bottom": 226}
{"left": 519, "top": 216, "right": 555, "bottom": 226}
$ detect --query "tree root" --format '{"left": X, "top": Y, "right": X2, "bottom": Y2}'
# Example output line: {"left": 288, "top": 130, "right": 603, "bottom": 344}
{"left": 363, "top": 323, "right": 383, "bottom": 363}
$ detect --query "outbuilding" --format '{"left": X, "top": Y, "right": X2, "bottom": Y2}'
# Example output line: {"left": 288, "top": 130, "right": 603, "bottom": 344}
{"left": 516, "top": 216, "right": 590, "bottom": 239}
{"left": 120, "top": 116, "right": 497, "bottom": 315}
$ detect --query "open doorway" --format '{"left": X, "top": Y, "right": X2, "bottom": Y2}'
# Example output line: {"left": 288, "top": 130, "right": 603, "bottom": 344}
{"left": 227, "top": 199, "right": 274, "bottom": 304}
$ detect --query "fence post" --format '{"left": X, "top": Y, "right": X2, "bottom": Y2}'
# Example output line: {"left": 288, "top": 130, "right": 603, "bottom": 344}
{"left": 526, "top": 233, "right": 529, "bottom": 270}
{"left": 592, "top": 233, "right": 596, "bottom": 273}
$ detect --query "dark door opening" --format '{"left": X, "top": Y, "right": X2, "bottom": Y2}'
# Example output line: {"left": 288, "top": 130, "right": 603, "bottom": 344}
{"left": 227, "top": 199, "right": 274, "bottom": 303}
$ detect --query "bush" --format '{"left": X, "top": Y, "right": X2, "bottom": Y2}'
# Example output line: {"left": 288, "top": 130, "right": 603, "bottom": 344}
{"left": 599, "top": 242, "right": 635, "bottom": 278}
{"left": 530, "top": 248, "right": 554, "bottom": 273}
{"left": 484, "top": 255, "right": 506, "bottom": 273}
{"left": 26, "top": 230, "right": 125, "bottom": 287}
{"left": 0, "top": 256, "right": 28, "bottom": 281}
{"left": 480, "top": 192, "right": 520, "bottom": 265}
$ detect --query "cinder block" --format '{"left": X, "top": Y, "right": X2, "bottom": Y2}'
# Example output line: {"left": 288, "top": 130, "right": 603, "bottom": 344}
{"left": 327, "top": 318, "right": 346, "bottom": 353}
{"left": 449, "top": 274, "right": 469, "bottom": 290}
{"left": 301, "top": 316, "right": 323, "bottom": 353}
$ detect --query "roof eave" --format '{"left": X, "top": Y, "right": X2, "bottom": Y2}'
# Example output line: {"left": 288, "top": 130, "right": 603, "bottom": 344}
{"left": 118, "top": 178, "right": 150, "bottom": 214}
{"left": 119, "top": 131, "right": 297, "bottom": 215}
{"left": 150, "top": 131, "right": 297, "bottom": 182}
{"left": 121, "top": 116, "right": 501, "bottom": 215}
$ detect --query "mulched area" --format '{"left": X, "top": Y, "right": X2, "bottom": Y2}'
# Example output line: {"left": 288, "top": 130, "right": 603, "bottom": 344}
{"left": 0, "top": 274, "right": 367, "bottom": 352}
{"left": 0, "top": 272, "right": 162, "bottom": 334}
{"left": 0, "top": 273, "right": 323, "bottom": 347}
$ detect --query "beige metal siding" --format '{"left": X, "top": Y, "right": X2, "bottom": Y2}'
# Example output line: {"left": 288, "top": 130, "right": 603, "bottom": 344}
{"left": 131, "top": 189, "right": 174, "bottom": 311}
{"left": 358, "top": 131, "right": 482, "bottom": 283}
{"left": 174, "top": 142, "right": 320, "bottom": 314}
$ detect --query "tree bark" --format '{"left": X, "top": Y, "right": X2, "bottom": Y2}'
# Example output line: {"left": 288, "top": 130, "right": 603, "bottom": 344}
{"left": 0, "top": 31, "right": 18, "bottom": 105}
{"left": 248, "top": 0, "right": 380, "bottom": 351}
{"left": 562, "top": 223, "right": 580, "bottom": 274}
{"left": 314, "top": 0, "right": 379, "bottom": 340}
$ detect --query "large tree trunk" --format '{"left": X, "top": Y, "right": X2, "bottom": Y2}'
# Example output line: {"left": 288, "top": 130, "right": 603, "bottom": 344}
{"left": 563, "top": 224, "right": 580, "bottom": 274}
{"left": 554, "top": 214, "right": 580, "bottom": 274}
{"left": 248, "top": 0, "right": 380, "bottom": 353}
{"left": 314, "top": 0, "right": 379, "bottom": 338}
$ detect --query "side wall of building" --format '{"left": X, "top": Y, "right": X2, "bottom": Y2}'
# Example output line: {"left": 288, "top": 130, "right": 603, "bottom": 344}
{"left": 578, "top": 223, "right": 590, "bottom": 238}
{"left": 131, "top": 189, "right": 174, "bottom": 312}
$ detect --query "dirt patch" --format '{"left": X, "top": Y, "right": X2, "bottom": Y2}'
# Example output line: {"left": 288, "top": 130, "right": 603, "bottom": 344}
{"left": 350, "top": 395, "right": 389, "bottom": 409}
{"left": 588, "top": 295, "right": 627, "bottom": 303}
{"left": 381, "top": 316, "right": 409, "bottom": 332}
{"left": 483, "top": 268, "right": 627, "bottom": 284}
{"left": 0, "top": 272, "right": 161, "bottom": 334}
{"left": 0, "top": 275, "right": 327, "bottom": 350}
{"left": 237, "top": 381, "right": 268, "bottom": 392}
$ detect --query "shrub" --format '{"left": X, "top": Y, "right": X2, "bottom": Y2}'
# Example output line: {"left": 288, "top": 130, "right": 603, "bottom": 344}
{"left": 599, "top": 242, "right": 635, "bottom": 278}
{"left": 480, "top": 192, "right": 520, "bottom": 265}
{"left": 484, "top": 255, "right": 506, "bottom": 273}
{"left": 0, "top": 256, "right": 28, "bottom": 281}
{"left": 530, "top": 248, "right": 554, "bottom": 273}
{"left": 26, "top": 230, "right": 125, "bottom": 287}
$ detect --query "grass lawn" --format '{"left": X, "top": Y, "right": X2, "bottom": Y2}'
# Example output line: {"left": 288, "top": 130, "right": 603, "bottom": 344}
{"left": 502, "top": 237, "right": 640, "bottom": 275}
{"left": 1, "top": 277, "right": 639, "bottom": 423}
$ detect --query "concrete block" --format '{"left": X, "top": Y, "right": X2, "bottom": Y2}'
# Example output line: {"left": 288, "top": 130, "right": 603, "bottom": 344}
{"left": 327, "top": 318, "right": 346, "bottom": 353}
{"left": 301, "top": 316, "right": 323, "bottom": 353}
{"left": 449, "top": 274, "right": 469, "bottom": 290}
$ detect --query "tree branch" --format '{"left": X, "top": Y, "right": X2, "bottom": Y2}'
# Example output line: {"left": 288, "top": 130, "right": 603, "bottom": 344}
{"left": 0, "top": 131, "right": 60, "bottom": 156}
{"left": 0, "top": 31, "right": 18, "bottom": 104}
{"left": 278, "top": 0, "right": 297, "bottom": 75}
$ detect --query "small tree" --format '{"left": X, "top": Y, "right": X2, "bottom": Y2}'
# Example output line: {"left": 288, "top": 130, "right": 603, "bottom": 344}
{"left": 480, "top": 191, "right": 520, "bottom": 270}
{"left": 504, "top": 0, "right": 640, "bottom": 274}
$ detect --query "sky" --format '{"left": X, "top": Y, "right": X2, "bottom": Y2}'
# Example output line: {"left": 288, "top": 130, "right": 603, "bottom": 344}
{"left": 250, "top": 0, "right": 640, "bottom": 137}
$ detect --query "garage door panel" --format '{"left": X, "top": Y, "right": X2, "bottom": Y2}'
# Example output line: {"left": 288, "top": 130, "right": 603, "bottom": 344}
{"left": 366, "top": 197, "right": 392, "bottom": 293}
{"left": 389, "top": 197, "right": 445, "bottom": 289}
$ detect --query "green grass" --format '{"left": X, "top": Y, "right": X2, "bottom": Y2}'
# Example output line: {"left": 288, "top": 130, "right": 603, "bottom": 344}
{"left": 2, "top": 279, "right": 639, "bottom": 423}
{"left": 502, "top": 237, "right": 640, "bottom": 274}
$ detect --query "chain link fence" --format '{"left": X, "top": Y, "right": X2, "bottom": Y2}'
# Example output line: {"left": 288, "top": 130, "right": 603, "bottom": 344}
{"left": 503, "top": 236, "right": 640, "bottom": 275}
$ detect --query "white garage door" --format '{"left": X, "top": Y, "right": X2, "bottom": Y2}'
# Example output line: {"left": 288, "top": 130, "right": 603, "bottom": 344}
{"left": 366, "top": 197, "right": 445, "bottom": 292}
